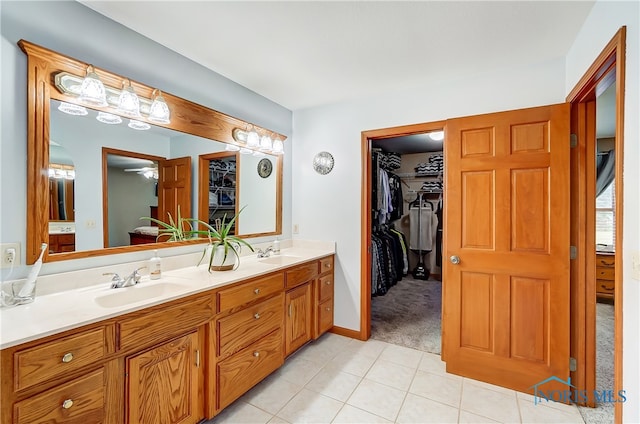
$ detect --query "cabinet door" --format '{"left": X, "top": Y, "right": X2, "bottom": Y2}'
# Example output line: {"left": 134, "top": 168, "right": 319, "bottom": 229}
{"left": 127, "top": 332, "right": 202, "bottom": 424}
{"left": 285, "top": 282, "right": 312, "bottom": 355}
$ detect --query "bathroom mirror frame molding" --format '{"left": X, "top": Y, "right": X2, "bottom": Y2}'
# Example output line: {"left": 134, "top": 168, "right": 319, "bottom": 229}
{"left": 19, "top": 40, "right": 285, "bottom": 264}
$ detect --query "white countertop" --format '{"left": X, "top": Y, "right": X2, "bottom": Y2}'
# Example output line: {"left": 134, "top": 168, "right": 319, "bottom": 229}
{"left": 0, "top": 241, "right": 335, "bottom": 349}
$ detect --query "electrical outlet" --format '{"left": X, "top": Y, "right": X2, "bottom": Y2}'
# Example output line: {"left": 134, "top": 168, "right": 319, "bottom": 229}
{"left": 632, "top": 251, "right": 640, "bottom": 280}
{"left": 293, "top": 224, "right": 299, "bottom": 234}
{"left": 1, "top": 243, "right": 20, "bottom": 269}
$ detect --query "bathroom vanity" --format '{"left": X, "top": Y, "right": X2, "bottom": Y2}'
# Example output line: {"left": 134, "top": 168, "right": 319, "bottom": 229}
{"left": 0, "top": 245, "right": 335, "bottom": 424}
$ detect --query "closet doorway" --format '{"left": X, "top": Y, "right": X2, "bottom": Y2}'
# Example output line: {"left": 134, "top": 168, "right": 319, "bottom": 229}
{"left": 369, "top": 128, "right": 445, "bottom": 355}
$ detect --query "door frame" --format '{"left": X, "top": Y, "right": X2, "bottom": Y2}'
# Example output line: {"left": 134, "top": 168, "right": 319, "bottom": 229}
{"left": 360, "top": 121, "right": 445, "bottom": 341}
{"left": 567, "top": 26, "right": 626, "bottom": 422}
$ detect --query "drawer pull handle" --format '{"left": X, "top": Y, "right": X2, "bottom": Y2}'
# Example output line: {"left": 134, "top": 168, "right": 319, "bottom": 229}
{"left": 253, "top": 351, "right": 260, "bottom": 357}
{"left": 62, "top": 352, "right": 74, "bottom": 363}
{"left": 254, "top": 288, "right": 260, "bottom": 294}
{"left": 62, "top": 399, "right": 74, "bottom": 409}
{"left": 254, "top": 313, "right": 261, "bottom": 319}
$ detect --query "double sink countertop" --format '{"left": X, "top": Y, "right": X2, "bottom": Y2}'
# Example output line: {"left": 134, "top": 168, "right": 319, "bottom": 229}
{"left": 0, "top": 240, "right": 335, "bottom": 349}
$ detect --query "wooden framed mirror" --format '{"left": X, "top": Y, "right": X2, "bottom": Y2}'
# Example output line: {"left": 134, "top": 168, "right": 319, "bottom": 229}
{"left": 20, "top": 40, "right": 284, "bottom": 264}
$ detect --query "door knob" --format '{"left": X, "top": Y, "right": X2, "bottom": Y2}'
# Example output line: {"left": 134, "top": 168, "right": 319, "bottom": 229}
{"left": 450, "top": 255, "right": 460, "bottom": 265}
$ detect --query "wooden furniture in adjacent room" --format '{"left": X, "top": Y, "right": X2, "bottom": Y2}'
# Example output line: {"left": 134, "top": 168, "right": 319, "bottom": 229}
{"left": 596, "top": 252, "right": 615, "bottom": 302}
{"left": 48, "top": 233, "right": 75, "bottom": 254}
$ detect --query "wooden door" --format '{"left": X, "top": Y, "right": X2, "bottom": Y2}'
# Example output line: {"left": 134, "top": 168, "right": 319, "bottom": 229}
{"left": 158, "top": 156, "right": 192, "bottom": 225}
{"left": 285, "top": 283, "right": 312, "bottom": 355}
{"left": 127, "top": 332, "right": 202, "bottom": 424}
{"left": 442, "top": 103, "right": 571, "bottom": 393}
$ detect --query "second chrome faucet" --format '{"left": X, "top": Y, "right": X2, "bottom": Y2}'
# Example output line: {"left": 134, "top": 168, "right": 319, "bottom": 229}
{"left": 103, "top": 266, "right": 147, "bottom": 289}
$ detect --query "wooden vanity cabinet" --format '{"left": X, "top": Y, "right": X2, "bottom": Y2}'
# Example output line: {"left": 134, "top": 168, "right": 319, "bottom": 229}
{"left": 314, "top": 256, "right": 335, "bottom": 338}
{"left": 596, "top": 252, "right": 615, "bottom": 302}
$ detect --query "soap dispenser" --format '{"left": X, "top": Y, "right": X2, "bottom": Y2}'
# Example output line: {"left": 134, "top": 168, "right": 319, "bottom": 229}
{"left": 273, "top": 237, "right": 280, "bottom": 255}
{"left": 149, "top": 250, "right": 162, "bottom": 280}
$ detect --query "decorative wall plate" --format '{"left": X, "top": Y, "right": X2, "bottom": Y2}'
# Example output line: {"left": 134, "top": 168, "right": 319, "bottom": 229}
{"left": 257, "top": 158, "right": 273, "bottom": 178}
{"left": 313, "top": 151, "right": 334, "bottom": 175}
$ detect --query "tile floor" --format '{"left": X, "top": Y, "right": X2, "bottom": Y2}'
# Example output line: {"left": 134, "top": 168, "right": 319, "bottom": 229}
{"left": 206, "top": 334, "right": 585, "bottom": 424}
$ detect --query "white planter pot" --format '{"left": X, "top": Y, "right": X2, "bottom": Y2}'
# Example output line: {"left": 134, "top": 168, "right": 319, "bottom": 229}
{"left": 207, "top": 245, "right": 237, "bottom": 271}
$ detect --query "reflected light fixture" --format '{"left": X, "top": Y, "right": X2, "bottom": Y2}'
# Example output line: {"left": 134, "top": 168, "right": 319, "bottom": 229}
{"left": 428, "top": 130, "right": 444, "bottom": 141}
{"left": 117, "top": 79, "right": 141, "bottom": 118}
{"left": 253, "top": 150, "right": 266, "bottom": 157}
{"left": 78, "top": 65, "right": 108, "bottom": 107}
{"left": 96, "top": 112, "right": 122, "bottom": 125}
{"left": 148, "top": 89, "right": 170, "bottom": 124}
{"left": 58, "top": 101, "right": 88, "bottom": 116}
{"left": 225, "top": 144, "right": 241, "bottom": 152}
{"left": 128, "top": 119, "right": 150, "bottom": 131}
{"left": 239, "top": 147, "right": 253, "bottom": 155}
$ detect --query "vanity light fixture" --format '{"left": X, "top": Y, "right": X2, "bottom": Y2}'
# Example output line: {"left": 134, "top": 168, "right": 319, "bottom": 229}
{"left": 48, "top": 164, "right": 75, "bottom": 180}
{"left": 128, "top": 119, "right": 151, "bottom": 131}
{"left": 260, "top": 134, "right": 273, "bottom": 151}
{"left": 117, "top": 79, "right": 142, "bottom": 118}
{"left": 148, "top": 89, "right": 171, "bottom": 124}
{"left": 78, "top": 65, "right": 108, "bottom": 107}
{"left": 96, "top": 112, "right": 122, "bottom": 125}
{"left": 272, "top": 137, "right": 284, "bottom": 154}
{"left": 57, "top": 101, "right": 88, "bottom": 116}
{"left": 246, "top": 126, "right": 260, "bottom": 149}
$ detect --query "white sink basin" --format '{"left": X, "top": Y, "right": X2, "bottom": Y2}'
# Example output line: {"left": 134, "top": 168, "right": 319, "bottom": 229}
{"left": 258, "top": 255, "right": 301, "bottom": 266}
{"left": 94, "top": 282, "right": 188, "bottom": 308}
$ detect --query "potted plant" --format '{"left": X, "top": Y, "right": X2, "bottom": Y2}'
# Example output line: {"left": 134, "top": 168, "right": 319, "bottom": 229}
{"left": 191, "top": 206, "right": 254, "bottom": 271}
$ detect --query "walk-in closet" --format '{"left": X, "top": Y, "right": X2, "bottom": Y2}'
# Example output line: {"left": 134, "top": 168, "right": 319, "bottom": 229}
{"left": 370, "top": 130, "right": 444, "bottom": 354}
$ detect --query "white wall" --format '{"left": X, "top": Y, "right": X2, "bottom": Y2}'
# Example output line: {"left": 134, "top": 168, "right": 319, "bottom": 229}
{"left": 292, "top": 57, "right": 567, "bottom": 331}
{"left": 0, "top": 1, "right": 292, "bottom": 279}
{"left": 566, "top": 1, "right": 640, "bottom": 421}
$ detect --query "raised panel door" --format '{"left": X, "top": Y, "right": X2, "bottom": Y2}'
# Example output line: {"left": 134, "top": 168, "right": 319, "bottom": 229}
{"left": 285, "top": 282, "right": 312, "bottom": 355}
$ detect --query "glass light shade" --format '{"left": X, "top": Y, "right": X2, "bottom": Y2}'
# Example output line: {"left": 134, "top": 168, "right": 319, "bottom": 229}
{"left": 128, "top": 119, "right": 150, "bottom": 131}
{"left": 260, "top": 135, "right": 273, "bottom": 151}
{"left": 148, "top": 90, "right": 171, "bottom": 124}
{"left": 48, "top": 169, "right": 56, "bottom": 178}
{"left": 96, "top": 112, "right": 122, "bottom": 125}
{"left": 246, "top": 130, "right": 260, "bottom": 148}
{"left": 272, "top": 138, "right": 284, "bottom": 154}
{"left": 225, "top": 144, "right": 241, "bottom": 152}
{"left": 239, "top": 147, "right": 253, "bottom": 155}
{"left": 78, "top": 66, "right": 108, "bottom": 107}
{"left": 117, "top": 82, "right": 141, "bottom": 117}
{"left": 428, "top": 130, "right": 444, "bottom": 141}
{"left": 253, "top": 150, "right": 266, "bottom": 157}
{"left": 57, "top": 102, "right": 88, "bottom": 116}
{"left": 54, "top": 168, "right": 67, "bottom": 179}
{"left": 64, "top": 170, "right": 76, "bottom": 180}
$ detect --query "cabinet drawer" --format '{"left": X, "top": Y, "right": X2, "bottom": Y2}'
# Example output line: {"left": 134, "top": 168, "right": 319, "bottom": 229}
{"left": 318, "top": 274, "right": 334, "bottom": 302}
{"left": 285, "top": 262, "right": 317, "bottom": 288}
{"left": 596, "top": 266, "right": 615, "bottom": 281}
{"left": 218, "top": 294, "right": 284, "bottom": 358}
{"left": 119, "top": 294, "right": 214, "bottom": 351}
{"left": 596, "top": 255, "right": 615, "bottom": 268}
{"left": 218, "top": 330, "right": 283, "bottom": 410}
{"left": 317, "top": 298, "right": 334, "bottom": 335}
{"left": 218, "top": 272, "right": 284, "bottom": 312}
{"left": 319, "top": 256, "right": 334, "bottom": 274}
{"left": 596, "top": 279, "right": 615, "bottom": 294}
{"left": 15, "top": 327, "right": 106, "bottom": 391}
{"left": 14, "top": 368, "right": 105, "bottom": 424}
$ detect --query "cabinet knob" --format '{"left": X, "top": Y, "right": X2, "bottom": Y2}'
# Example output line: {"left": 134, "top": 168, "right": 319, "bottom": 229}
{"left": 254, "top": 313, "right": 261, "bottom": 320}
{"left": 254, "top": 288, "right": 260, "bottom": 294}
{"left": 325, "top": 263, "right": 331, "bottom": 268}
{"left": 62, "top": 352, "right": 74, "bottom": 363}
{"left": 62, "top": 399, "right": 74, "bottom": 409}
{"left": 326, "top": 307, "right": 331, "bottom": 311}
{"left": 325, "top": 280, "right": 331, "bottom": 285}
{"left": 253, "top": 351, "right": 260, "bottom": 357}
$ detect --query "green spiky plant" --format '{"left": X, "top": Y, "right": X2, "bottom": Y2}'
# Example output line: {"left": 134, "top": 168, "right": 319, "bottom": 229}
{"left": 140, "top": 205, "right": 194, "bottom": 242}
{"left": 189, "top": 206, "right": 254, "bottom": 272}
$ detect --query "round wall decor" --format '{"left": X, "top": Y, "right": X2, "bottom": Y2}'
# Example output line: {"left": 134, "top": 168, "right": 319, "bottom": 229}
{"left": 257, "top": 158, "right": 273, "bottom": 178}
{"left": 313, "top": 151, "right": 334, "bottom": 175}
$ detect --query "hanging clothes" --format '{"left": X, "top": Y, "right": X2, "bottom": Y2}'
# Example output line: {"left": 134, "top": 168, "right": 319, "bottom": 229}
{"left": 371, "top": 227, "right": 407, "bottom": 296}
{"left": 409, "top": 200, "right": 434, "bottom": 252}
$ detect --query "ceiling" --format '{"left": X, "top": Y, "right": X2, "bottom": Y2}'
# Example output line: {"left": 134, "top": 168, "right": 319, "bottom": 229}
{"left": 80, "top": 1, "right": 596, "bottom": 111}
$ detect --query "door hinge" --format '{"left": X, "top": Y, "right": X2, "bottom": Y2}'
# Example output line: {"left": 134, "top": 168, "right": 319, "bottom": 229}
{"left": 195, "top": 349, "right": 200, "bottom": 368}
{"left": 570, "top": 246, "right": 577, "bottom": 260}
{"left": 570, "top": 357, "right": 577, "bottom": 372}
{"left": 570, "top": 134, "right": 578, "bottom": 148}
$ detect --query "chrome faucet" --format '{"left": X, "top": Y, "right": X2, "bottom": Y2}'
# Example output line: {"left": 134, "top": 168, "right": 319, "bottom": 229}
{"left": 104, "top": 266, "right": 146, "bottom": 289}
{"left": 257, "top": 247, "right": 274, "bottom": 258}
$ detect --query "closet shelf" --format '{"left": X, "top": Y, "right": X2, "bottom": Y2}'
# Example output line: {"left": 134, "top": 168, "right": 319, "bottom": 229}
{"left": 397, "top": 172, "right": 442, "bottom": 179}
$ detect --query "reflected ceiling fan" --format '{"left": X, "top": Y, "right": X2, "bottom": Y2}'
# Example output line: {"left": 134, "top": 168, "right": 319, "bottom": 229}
{"left": 124, "top": 166, "right": 158, "bottom": 180}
